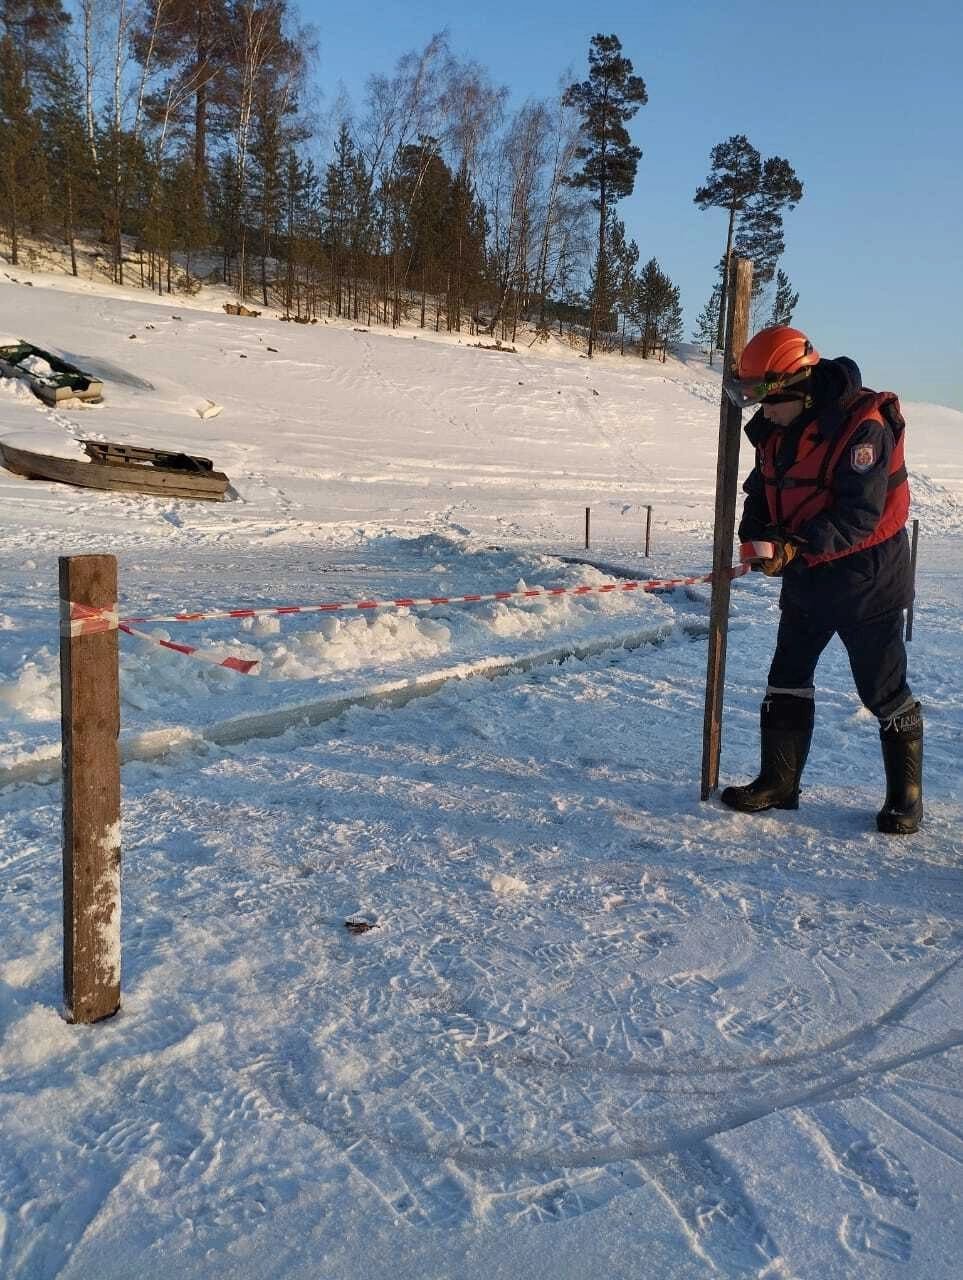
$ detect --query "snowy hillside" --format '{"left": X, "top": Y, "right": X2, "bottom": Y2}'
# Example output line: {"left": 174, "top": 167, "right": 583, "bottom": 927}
{"left": 1, "top": 267, "right": 961, "bottom": 1279}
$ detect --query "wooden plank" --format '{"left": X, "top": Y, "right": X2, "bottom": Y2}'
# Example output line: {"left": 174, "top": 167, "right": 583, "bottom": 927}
{"left": 60, "top": 555, "right": 122, "bottom": 1024}
{"left": 701, "top": 257, "right": 753, "bottom": 800}
{"left": 83, "top": 441, "right": 215, "bottom": 471}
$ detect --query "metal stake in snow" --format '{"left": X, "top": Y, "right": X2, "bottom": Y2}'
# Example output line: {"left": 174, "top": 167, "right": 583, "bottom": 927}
{"left": 701, "top": 256, "right": 753, "bottom": 800}
{"left": 60, "top": 555, "right": 122, "bottom": 1024}
{"left": 905, "top": 518, "right": 920, "bottom": 642}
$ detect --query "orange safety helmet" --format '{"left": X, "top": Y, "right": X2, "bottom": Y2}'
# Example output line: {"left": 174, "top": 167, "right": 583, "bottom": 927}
{"left": 724, "top": 325, "right": 821, "bottom": 409}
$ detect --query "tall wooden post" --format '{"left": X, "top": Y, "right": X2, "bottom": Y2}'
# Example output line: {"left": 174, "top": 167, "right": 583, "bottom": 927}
{"left": 585, "top": 506, "right": 591, "bottom": 549}
{"left": 701, "top": 258, "right": 753, "bottom": 800}
{"left": 905, "top": 518, "right": 920, "bottom": 641}
{"left": 644, "top": 505, "right": 653, "bottom": 558}
{"left": 60, "top": 555, "right": 122, "bottom": 1023}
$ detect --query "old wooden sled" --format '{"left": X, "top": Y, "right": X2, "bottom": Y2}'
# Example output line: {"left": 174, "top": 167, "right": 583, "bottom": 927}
{"left": 0, "top": 340, "right": 104, "bottom": 404}
{"left": 0, "top": 439, "right": 230, "bottom": 501}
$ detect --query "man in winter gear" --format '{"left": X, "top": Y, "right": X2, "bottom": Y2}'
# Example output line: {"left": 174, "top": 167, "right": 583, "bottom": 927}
{"left": 720, "top": 325, "right": 922, "bottom": 834}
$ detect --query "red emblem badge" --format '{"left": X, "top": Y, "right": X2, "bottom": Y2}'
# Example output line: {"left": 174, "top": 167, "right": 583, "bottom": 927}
{"left": 851, "top": 443, "right": 876, "bottom": 472}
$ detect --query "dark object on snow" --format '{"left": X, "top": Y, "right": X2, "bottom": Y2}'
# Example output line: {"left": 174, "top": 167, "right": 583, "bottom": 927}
{"left": 0, "top": 439, "right": 230, "bottom": 501}
{"left": 223, "top": 302, "right": 261, "bottom": 317}
{"left": 471, "top": 341, "right": 517, "bottom": 353}
{"left": 0, "top": 339, "right": 104, "bottom": 404}
{"left": 720, "top": 693, "right": 814, "bottom": 812}
{"left": 344, "top": 919, "right": 379, "bottom": 934}
{"left": 877, "top": 702, "right": 923, "bottom": 834}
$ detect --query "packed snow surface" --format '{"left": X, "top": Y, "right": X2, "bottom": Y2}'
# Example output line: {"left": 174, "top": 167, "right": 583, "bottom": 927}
{"left": 1, "top": 267, "right": 961, "bottom": 1279}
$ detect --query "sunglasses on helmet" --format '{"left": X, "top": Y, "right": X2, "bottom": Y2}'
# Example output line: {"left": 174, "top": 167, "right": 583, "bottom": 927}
{"left": 723, "top": 367, "right": 811, "bottom": 410}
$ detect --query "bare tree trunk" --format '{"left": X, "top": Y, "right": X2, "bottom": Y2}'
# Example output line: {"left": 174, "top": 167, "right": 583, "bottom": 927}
{"left": 64, "top": 174, "right": 78, "bottom": 276}
{"left": 238, "top": 226, "right": 247, "bottom": 298}
{"left": 7, "top": 173, "right": 18, "bottom": 265}
{"left": 79, "top": 0, "right": 99, "bottom": 167}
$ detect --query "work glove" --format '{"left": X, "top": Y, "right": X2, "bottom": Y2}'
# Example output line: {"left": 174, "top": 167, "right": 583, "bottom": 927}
{"left": 756, "top": 528, "right": 801, "bottom": 577}
{"left": 756, "top": 540, "right": 797, "bottom": 576}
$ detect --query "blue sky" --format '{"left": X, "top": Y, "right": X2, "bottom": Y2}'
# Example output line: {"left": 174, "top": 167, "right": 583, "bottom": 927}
{"left": 303, "top": 0, "right": 962, "bottom": 410}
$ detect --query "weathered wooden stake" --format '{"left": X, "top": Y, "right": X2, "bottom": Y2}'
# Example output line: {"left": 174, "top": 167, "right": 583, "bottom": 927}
{"left": 585, "top": 506, "right": 591, "bottom": 549}
{"left": 905, "top": 518, "right": 920, "bottom": 642}
{"left": 701, "top": 257, "right": 753, "bottom": 800}
{"left": 644, "top": 505, "right": 653, "bottom": 558}
{"left": 60, "top": 555, "right": 122, "bottom": 1024}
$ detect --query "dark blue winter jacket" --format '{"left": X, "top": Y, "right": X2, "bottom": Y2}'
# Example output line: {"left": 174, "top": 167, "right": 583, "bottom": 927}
{"left": 738, "top": 357, "right": 913, "bottom": 622}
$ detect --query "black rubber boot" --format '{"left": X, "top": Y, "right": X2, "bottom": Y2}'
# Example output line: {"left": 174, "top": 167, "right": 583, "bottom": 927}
{"left": 877, "top": 702, "right": 923, "bottom": 835}
{"left": 720, "top": 694, "right": 815, "bottom": 813}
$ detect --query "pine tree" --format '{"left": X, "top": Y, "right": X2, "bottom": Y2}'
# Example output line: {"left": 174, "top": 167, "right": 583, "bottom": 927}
{"left": 735, "top": 157, "right": 803, "bottom": 295}
{"left": 606, "top": 214, "right": 638, "bottom": 353}
{"left": 278, "top": 147, "right": 312, "bottom": 316}
{"left": 169, "top": 156, "right": 208, "bottom": 289}
{"left": 40, "top": 60, "right": 91, "bottom": 276}
{"left": 0, "top": 0, "right": 69, "bottom": 99}
{"left": 132, "top": 0, "right": 232, "bottom": 185}
{"left": 695, "top": 138, "right": 803, "bottom": 346}
{"left": 693, "top": 134, "right": 761, "bottom": 349}
{"left": 692, "top": 284, "right": 722, "bottom": 364}
{"left": 658, "top": 284, "right": 683, "bottom": 361}
{"left": 632, "top": 256, "right": 675, "bottom": 358}
{"left": 251, "top": 88, "right": 291, "bottom": 308}
{"left": 768, "top": 269, "right": 799, "bottom": 326}
{"left": 397, "top": 141, "right": 452, "bottom": 328}
{"left": 564, "top": 33, "right": 647, "bottom": 357}
{"left": 323, "top": 122, "right": 378, "bottom": 319}
{"left": 0, "top": 35, "right": 45, "bottom": 264}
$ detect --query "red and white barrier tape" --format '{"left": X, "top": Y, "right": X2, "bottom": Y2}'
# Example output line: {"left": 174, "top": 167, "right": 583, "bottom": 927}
{"left": 61, "top": 601, "right": 120, "bottom": 638}
{"left": 65, "top": 565, "right": 749, "bottom": 676}
{"left": 119, "top": 565, "right": 747, "bottom": 627}
{"left": 117, "top": 623, "right": 260, "bottom": 673}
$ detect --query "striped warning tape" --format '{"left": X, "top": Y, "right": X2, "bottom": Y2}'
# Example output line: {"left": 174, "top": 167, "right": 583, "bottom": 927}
{"left": 119, "top": 565, "right": 747, "bottom": 627}
{"left": 61, "top": 601, "right": 120, "bottom": 638}
{"left": 117, "top": 623, "right": 260, "bottom": 673}
{"left": 65, "top": 565, "right": 749, "bottom": 675}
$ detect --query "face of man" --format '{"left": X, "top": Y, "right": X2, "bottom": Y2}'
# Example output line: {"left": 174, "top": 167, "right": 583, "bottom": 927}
{"left": 761, "top": 396, "right": 806, "bottom": 426}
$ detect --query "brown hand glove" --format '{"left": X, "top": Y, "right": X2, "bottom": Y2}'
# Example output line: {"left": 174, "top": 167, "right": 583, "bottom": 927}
{"left": 758, "top": 539, "right": 799, "bottom": 577}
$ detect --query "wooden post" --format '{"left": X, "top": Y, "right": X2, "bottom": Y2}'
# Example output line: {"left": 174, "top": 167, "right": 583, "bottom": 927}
{"left": 60, "top": 555, "right": 122, "bottom": 1024}
{"left": 585, "top": 506, "right": 591, "bottom": 550}
{"left": 644, "top": 505, "right": 653, "bottom": 558}
{"left": 905, "top": 518, "right": 920, "bottom": 641}
{"left": 701, "top": 257, "right": 753, "bottom": 800}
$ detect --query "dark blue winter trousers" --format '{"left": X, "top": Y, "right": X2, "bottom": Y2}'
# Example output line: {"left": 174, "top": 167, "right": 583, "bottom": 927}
{"left": 767, "top": 603, "right": 912, "bottom": 720}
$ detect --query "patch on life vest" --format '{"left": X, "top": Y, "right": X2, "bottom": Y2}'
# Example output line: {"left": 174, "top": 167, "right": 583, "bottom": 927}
{"left": 851, "top": 442, "right": 877, "bottom": 472}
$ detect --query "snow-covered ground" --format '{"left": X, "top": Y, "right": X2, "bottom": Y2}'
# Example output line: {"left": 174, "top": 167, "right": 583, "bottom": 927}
{"left": 1, "top": 266, "right": 961, "bottom": 1279}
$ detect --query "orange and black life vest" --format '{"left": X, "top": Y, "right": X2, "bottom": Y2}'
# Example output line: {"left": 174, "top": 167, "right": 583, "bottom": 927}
{"left": 759, "top": 390, "right": 909, "bottom": 567}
